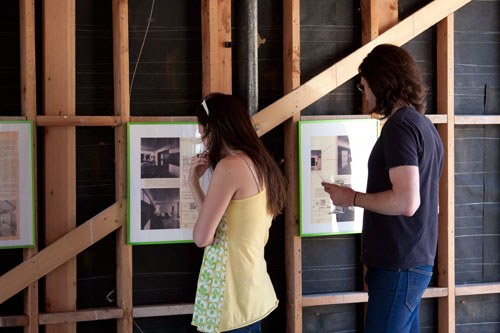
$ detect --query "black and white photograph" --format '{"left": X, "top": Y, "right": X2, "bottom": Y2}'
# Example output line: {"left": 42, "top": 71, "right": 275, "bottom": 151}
{"left": 337, "top": 135, "right": 352, "bottom": 175}
{"left": 299, "top": 119, "right": 378, "bottom": 236}
{"left": 141, "top": 188, "right": 180, "bottom": 230}
{"left": 128, "top": 123, "right": 200, "bottom": 244}
{"left": 0, "top": 121, "right": 34, "bottom": 248}
{"left": 311, "top": 150, "right": 322, "bottom": 171}
{"left": 0, "top": 200, "right": 18, "bottom": 240}
{"left": 141, "top": 138, "right": 180, "bottom": 179}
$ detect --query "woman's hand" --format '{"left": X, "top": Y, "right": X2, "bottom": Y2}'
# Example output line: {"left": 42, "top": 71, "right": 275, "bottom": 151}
{"left": 188, "top": 153, "right": 210, "bottom": 187}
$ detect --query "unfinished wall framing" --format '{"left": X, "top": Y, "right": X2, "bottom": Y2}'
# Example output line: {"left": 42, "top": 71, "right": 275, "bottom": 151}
{"left": 0, "top": 0, "right": 499, "bottom": 332}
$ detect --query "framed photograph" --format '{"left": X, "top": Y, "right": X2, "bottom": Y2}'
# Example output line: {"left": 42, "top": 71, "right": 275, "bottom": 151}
{"left": 0, "top": 121, "right": 35, "bottom": 249}
{"left": 128, "top": 122, "right": 204, "bottom": 244}
{"left": 299, "top": 119, "right": 379, "bottom": 237}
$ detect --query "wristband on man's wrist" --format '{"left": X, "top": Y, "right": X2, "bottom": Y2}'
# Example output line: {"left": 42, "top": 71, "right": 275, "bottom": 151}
{"left": 353, "top": 192, "right": 359, "bottom": 207}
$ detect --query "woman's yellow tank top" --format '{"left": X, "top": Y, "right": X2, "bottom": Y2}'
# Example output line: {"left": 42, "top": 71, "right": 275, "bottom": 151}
{"left": 192, "top": 189, "right": 278, "bottom": 332}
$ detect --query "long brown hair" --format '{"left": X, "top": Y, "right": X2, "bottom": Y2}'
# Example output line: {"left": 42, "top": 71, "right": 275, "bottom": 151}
{"left": 196, "top": 93, "right": 287, "bottom": 217}
{"left": 359, "top": 44, "right": 427, "bottom": 118}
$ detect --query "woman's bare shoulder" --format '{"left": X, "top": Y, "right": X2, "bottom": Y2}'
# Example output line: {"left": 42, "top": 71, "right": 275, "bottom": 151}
{"left": 214, "top": 154, "right": 248, "bottom": 176}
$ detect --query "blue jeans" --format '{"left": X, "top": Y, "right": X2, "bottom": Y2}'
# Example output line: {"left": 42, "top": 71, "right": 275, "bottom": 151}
{"left": 365, "top": 265, "right": 433, "bottom": 333}
{"left": 224, "top": 321, "right": 262, "bottom": 333}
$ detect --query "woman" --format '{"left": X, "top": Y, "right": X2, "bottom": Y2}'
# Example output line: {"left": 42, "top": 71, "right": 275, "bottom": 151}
{"left": 322, "top": 44, "right": 444, "bottom": 332}
{"left": 188, "top": 93, "right": 287, "bottom": 333}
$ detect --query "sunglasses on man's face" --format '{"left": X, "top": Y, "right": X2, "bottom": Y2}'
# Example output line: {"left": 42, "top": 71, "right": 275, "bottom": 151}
{"left": 356, "top": 83, "right": 365, "bottom": 93}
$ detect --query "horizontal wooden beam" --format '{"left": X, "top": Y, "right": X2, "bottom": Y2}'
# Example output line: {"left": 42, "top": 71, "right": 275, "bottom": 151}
{"left": 423, "top": 287, "right": 449, "bottom": 298}
{"left": 300, "top": 115, "right": 373, "bottom": 121}
{"left": 36, "top": 115, "right": 121, "bottom": 127}
{"left": 0, "top": 303, "right": 196, "bottom": 327}
{"left": 302, "top": 287, "right": 448, "bottom": 307}
{"left": 38, "top": 307, "right": 123, "bottom": 325}
{"left": 0, "top": 116, "right": 27, "bottom": 121}
{"left": 427, "top": 114, "right": 448, "bottom": 124}
{"left": 0, "top": 199, "right": 126, "bottom": 304}
{"left": 130, "top": 116, "right": 198, "bottom": 123}
{"left": 3, "top": 284, "right": 477, "bottom": 327}
{"left": 252, "top": 0, "right": 471, "bottom": 136}
{"left": 455, "top": 283, "right": 500, "bottom": 296}
{"left": 133, "top": 304, "right": 194, "bottom": 318}
{"left": 301, "top": 114, "right": 447, "bottom": 124}
{"left": 455, "top": 115, "right": 500, "bottom": 125}
{"left": 0, "top": 315, "right": 28, "bottom": 327}
{"left": 13, "top": 113, "right": 500, "bottom": 128}
{"left": 302, "top": 292, "right": 368, "bottom": 307}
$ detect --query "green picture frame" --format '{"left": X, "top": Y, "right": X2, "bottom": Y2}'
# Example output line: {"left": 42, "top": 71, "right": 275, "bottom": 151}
{"left": 298, "top": 119, "right": 379, "bottom": 237}
{"left": 127, "top": 122, "right": 204, "bottom": 245}
{"left": 0, "top": 121, "right": 35, "bottom": 249}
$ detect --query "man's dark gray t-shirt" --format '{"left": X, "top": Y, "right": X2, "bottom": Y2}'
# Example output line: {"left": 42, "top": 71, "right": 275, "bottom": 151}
{"left": 361, "top": 107, "right": 444, "bottom": 269}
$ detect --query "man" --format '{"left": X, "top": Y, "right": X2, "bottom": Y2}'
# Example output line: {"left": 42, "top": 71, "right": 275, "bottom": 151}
{"left": 322, "top": 44, "right": 444, "bottom": 333}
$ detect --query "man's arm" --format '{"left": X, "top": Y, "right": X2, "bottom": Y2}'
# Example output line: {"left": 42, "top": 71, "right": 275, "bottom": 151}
{"left": 356, "top": 165, "right": 420, "bottom": 216}
{"left": 322, "top": 165, "right": 420, "bottom": 216}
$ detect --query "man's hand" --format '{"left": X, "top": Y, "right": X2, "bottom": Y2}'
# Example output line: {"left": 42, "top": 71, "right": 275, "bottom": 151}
{"left": 321, "top": 182, "right": 357, "bottom": 207}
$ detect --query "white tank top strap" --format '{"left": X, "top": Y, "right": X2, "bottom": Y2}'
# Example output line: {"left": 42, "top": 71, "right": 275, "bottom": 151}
{"left": 232, "top": 151, "right": 262, "bottom": 192}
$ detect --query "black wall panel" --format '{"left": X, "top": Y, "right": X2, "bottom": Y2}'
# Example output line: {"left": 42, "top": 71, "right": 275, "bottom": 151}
{"left": 0, "top": 0, "right": 499, "bottom": 332}
{"left": 0, "top": 0, "right": 20, "bottom": 116}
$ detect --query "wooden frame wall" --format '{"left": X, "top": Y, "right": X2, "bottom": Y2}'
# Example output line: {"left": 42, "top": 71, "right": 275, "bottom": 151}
{"left": 201, "top": 0, "right": 231, "bottom": 96}
{"left": 436, "top": 14, "right": 456, "bottom": 332}
{"left": 43, "top": 1, "right": 77, "bottom": 332}
{"left": 283, "top": 0, "right": 302, "bottom": 331}
{"left": 2, "top": 0, "right": 500, "bottom": 332}
{"left": 112, "top": 0, "right": 133, "bottom": 331}
{"left": 20, "top": 0, "right": 38, "bottom": 332}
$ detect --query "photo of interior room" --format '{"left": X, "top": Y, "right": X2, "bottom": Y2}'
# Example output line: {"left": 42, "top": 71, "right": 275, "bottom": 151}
{"left": 0, "top": 200, "right": 17, "bottom": 239}
{"left": 337, "top": 135, "right": 352, "bottom": 176}
{"left": 141, "top": 138, "right": 180, "bottom": 179}
{"left": 141, "top": 188, "right": 180, "bottom": 230}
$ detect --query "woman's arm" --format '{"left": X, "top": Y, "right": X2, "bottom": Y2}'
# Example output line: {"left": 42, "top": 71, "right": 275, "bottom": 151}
{"left": 191, "top": 158, "right": 241, "bottom": 247}
{"left": 188, "top": 154, "right": 210, "bottom": 214}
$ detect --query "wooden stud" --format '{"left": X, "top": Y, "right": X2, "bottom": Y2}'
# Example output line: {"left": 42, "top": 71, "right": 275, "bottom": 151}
{"left": 133, "top": 304, "right": 195, "bottom": 318}
{"left": 455, "top": 283, "right": 500, "bottom": 296}
{"left": 0, "top": 316, "right": 29, "bottom": 328}
{"left": 39, "top": 308, "right": 124, "bottom": 325}
{"left": 302, "top": 287, "right": 448, "bottom": 307}
{"left": 43, "top": 1, "right": 77, "bottom": 332}
{"left": 436, "top": 14, "right": 455, "bottom": 333}
{"left": 201, "top": 0, "right": 219, "bottom": 96}
{"left": 455, "top": 115, "right": 500, "bottom": 125}
{"left": 130, "top": 116, "right": 197, "bottom": 123}
{"left": 217, "top": 0, "right": 231, "bottom": 95}
{"left": 0, "top": 116, "right": 27, "bottom": 121}
{"left": 283, "top": 0, "right": 302, "bottom": 331}
{"left": 0, "top": 200, "right": 126, "bottom": 305}
{"left": 361, "top": 0, "right": 379, "bottom": 44}
{"left": 201, "top": 0, "right": 231, "bottom": 97}
{"left": 20, "top": 0, "right": 39, "bottom": 332}
{"left": 112, "top": 0, "right": 133, "bottom": 332}
{"left": 377, "top": 0, "right": 398, "bottom": 35}
{"left": 20, "top": 114, "right": 500, "bottom": 128}
{"left": 20, "top": 0, "right": 37, "bottom": 119}
{"left": 427, "top": 114, "right": 448, "bottom": 124}
{"left": 360, "top": 0, "right": 397, "bottom": 115}
{"left": 300, "top": 115, "right": 371, "bottom": 121}
{"left": 36, "top": 116, "right": 121, "bottom": 127}
{"left": 252, "top": 0, "right": 471, "bottom": 137}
